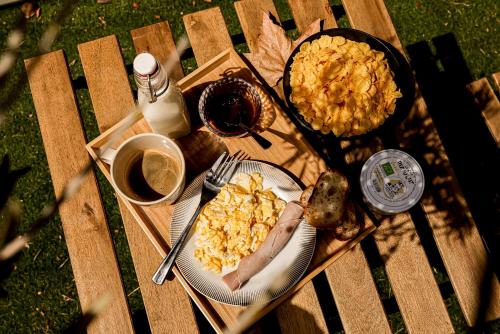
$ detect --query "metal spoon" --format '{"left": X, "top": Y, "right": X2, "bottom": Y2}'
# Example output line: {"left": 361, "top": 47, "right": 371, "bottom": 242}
{"left": 239, "top": 122, "right": 272, "bottom": 149}
{"left": 224, "top": 119, "right": 272, "bottom": 149}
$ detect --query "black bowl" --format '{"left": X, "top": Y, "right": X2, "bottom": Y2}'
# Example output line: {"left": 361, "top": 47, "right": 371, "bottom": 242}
{"left": 282, "top": 28, "right": 415, "bottom": 138}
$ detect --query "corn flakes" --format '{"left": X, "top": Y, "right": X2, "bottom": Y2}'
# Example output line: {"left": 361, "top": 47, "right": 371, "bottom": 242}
{"left": 290, "top": 35, "right": 402, "bottom": 137}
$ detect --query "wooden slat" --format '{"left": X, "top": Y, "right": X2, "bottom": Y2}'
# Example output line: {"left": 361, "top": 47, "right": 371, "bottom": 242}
{"left": 183, "top": 7, "right": 233, "bottom": 66}
{"left": 493, "top": 72, "right": 500, "bottom": 91}
{"left": 467, "top": 78, "right": 500, "bottom": 146}
{"left": 325, "top": 244, "right": 391, "bottom": 334}
{"left": 184, "top": 5, "right": 330, "bottom": 332}
{"left": 275, "top": 283, "right": 328, "bottom": 333}
{"left": 235, "top": 1, "right": 390, "bottom": 332}
{"left": 78, "top": 36, "right": 134, "bottom": 120}
{"left": 342, "top": 0, "right": 500, "bottom": 326}
{"left": 376, "top": 214, "right": 454, "bottom": 332}
{"left": 25, "top": 51, "right": 134, "bottom": 334}
{"left": 119, "top": 199, "right": 199, "bottom": 334}
{"left": 423, "top": 170, "right": 500, "bottom": 325}
{"left": 78, "top": 35, "right": 199, "bottom": 334}
{"left": 287, "top": 0, "right": 337, "bottom": 32}
{"left": 234, "top": 0, "right": 279, "bottom": 53}
{"left": 341, "top": 0, "right": 403, "bottom": 52}
{"left": 131, "top": 21, "right": 184, "bottom": 82}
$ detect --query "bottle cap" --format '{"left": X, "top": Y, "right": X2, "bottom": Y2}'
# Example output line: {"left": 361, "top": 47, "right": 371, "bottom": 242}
{"left": 133, "top": 53, "right": 157, "bottom": 76}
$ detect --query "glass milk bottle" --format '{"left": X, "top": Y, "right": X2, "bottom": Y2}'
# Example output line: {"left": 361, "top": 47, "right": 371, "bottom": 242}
{"left": 133, "top": 52, "right": 191, "bottom": 139}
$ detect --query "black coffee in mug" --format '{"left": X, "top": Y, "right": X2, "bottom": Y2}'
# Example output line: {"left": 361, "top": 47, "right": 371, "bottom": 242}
{"left": 125, "top": 149, "right": 181, "bottom": 202}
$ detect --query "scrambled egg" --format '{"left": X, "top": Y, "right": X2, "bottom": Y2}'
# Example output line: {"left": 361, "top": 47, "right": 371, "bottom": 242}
{"left": 194, "top": 172, "right": 286, "bottom": 273}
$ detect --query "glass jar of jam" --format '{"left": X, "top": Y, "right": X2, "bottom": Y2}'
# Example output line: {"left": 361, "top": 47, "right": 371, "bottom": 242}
{"left": 198, "top": 77, "right": 261, "bottom": 137}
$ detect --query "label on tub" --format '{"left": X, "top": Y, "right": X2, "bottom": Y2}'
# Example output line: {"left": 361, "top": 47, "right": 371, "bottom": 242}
{"left": 360, "top": 149, "right": 425, "bottom": 215}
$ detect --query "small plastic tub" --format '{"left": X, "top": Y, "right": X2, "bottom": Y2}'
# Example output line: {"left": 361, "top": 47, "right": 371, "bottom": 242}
{"left": 360, "top": 149, "right": 425, "bottom": 215}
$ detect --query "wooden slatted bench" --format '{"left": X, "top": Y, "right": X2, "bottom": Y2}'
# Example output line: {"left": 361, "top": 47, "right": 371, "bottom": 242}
{"left": 24, "top": 0, "right": 500, "bottom": 333}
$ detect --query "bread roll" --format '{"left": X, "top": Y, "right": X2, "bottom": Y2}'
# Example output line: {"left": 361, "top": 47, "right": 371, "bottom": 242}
{"left": 334, "top": 202, "right": 361, "bottom": 240}
{"left": 303, "top": 169, "right": 349, "bottom": 229}
{"left": 300, "top": 185, "right": 314, "bottom": 207}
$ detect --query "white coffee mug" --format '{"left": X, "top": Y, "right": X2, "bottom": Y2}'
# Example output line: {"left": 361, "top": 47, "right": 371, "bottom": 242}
{"left": 101, "top": 133, "right": 186, "bottom": 206}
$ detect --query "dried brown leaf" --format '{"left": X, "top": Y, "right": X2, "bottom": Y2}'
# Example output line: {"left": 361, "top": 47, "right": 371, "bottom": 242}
{"left": 245, "top": 12, "right": 320, "bottom": 87}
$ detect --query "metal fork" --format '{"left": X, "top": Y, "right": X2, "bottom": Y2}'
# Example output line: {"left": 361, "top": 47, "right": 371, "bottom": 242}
{"left": 152, "top": 151, "right": 244, "bottom": 285}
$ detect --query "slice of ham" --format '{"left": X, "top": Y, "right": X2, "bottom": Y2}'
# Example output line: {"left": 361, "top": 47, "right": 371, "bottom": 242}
{"left": 223, "top": 201, "right": 304, "bottom": 291}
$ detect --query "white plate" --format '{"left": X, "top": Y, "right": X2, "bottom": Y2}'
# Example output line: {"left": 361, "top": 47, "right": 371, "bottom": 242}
{"left": 170, "top": 160, "right": 316, "bottom": 306}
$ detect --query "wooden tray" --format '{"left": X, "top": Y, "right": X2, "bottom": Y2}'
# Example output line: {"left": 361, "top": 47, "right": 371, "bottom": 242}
{"left": 86, "top": 48, "right": 376, "bottom": 332}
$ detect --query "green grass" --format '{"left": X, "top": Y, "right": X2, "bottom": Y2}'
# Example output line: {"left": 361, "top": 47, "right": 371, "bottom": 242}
{"left": 0, "top": 0, "right": 499, "bottom": 333}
